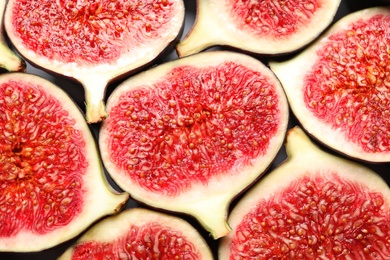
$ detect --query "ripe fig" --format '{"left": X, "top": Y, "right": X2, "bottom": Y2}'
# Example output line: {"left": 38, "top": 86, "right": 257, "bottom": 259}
{"left": 176, "top": 0, "right": 341, "bottom": 57}
{"left": 58, "top": 208, "right": 213, "bottom": 259}
{"left": 0, "top": 73, "right": 129, "bottom": 252}
{"left": 0, "top": 0, "right": 25, "bottom": 72}
{"left": 219, "top": 126, "right": 390, "bottom": 259}
{"left": 270, "top": 7, "right": 390, "bottom": 163}
{"left": 4, "top": 0, "right": 185, "bottom": 123}
{"left": 99, "top": 50, "right": 289, "bottom": 239}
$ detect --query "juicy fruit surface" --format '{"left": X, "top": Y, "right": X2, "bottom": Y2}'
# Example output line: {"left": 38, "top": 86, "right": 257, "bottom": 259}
{"left": 11, "top": 0, "right": 176, "bottom": 64}
{"left": 70, "top": 222, "right": 201, "bottom": 259}
{"left": 0, "top": 79, "right": 86, "bottom": 236}
{"left": 230, "top": 173, "right": 390, "bottom": 259}
{"left": 229, "top": 0, "right": 323, "bottom": 38}
{"left": 106, "top": 62, "right": 282, "bottom": 196}
{"left": 304, "top": 14, "right": 390, "bottom": 153}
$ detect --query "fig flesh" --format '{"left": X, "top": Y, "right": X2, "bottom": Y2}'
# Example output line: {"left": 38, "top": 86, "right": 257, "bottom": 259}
{"left": 0, "top": 73, "right": 129, "bottom": 252}
{"left": 99, "top": 50, "right": 289, "bottom": 239}
{"left": 176, "top": 0, "right": 341, "bottom": 57}
{"left": 4, "top": 0, "right": 185, "bottom": 123}
{"left": 219, "top": 126, "right": 390, "bottom": 259}
{"left": 0, "top": 0, "right": 25, "bottom": 72}
{"left": 59, "top": 208, "right": 213, "bottom": 260}
{"left": 270, "top": 7, "right": 390, "bottom": 163}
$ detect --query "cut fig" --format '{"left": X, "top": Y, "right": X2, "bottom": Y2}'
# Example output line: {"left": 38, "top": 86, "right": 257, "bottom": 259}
{"left": 0, "top": 73, "right": 129, "bottom": 252}
{"left": 0, "top": 0, "right": 25, "bottom": 72}
{"left": 99, "top": 50, "right": 289, "bottom": 239}
{"left": 58, "top": 208, "right": 213, "bottom": 259}
{"left": 4, "top": 0, "right": 185, "bottom": 123}
{"left": 270, "top": 7, "right": 390, "bottom": 163}
{"left": 176, "top": 0, "right": 341, "bottom": 57}
{"left": 219, "top": 126, "right": 390, "bottom": 259}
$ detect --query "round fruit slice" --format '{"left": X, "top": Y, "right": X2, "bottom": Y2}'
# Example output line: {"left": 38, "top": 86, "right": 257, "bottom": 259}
{"left": 58, "top": 208, "right": 213, "bottom": 260}
{"left": 219, "top": 126, "right": 390, "bottom": 259}
{"left": 4, "top": 0, "right": 185, "bottom": 123}
{"left": 270, "top": 7, "right": 390, "bottom": 163}
{"left": 0, "top": 73, "right": 129, "bottom": 252}
{"left": 0, "top": 0, "right": 25, "bottom": 72}
{"left": 176, "top": 0, "right": 341, "bottom": 57}
{"left": 99, "top": 50, "right": 289, "bottom": 239}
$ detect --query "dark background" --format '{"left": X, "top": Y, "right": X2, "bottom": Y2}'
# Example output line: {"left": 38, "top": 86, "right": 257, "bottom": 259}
{"left": 1, "top": 0, "right": 389, "bottom": 259}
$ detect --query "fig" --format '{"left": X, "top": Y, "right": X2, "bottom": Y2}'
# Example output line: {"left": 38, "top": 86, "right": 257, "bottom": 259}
{"left": 176, "top": 0, "right": 341, "bottom": 57}
{"left": 0, "top": 73, "right": 129, "bottom": 252}
{"left": 99, "top": 50, "right": 289, "bottom": 239}
{"left": 58, "top": 208, "right": 213, "bottom": 259}
{"left": 0, "top": 0, "right": 25, "bottom": 72}
{"left": 270, "top": 7, "right": 390, "bottom": 163}
{"left": 219, "top": 126, "right": 390, "bottom": 259}
{"left": 4, "top": 0, "right": 185, "bottom": 123}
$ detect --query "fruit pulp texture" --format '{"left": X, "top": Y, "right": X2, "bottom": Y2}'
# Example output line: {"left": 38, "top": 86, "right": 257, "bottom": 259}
{"left": 229, "top": 0, "right": 323, "bottom": 38}
{"left": 0, "top": 80, "right": 86, "bottom": 236}
{"left": 107, "top": 62, "right": 281, "bottom": 196}
{"left": 12, "top": 0, "right": 175, "bottom": 63}
{"left": 230, "top": 173, "right": 390, "bottom": 259}
{"left": 70, "top": 222, "right": 200, "bottom": 259}
{"left": 304, "top": 14, "right": 390, "bottom": 153}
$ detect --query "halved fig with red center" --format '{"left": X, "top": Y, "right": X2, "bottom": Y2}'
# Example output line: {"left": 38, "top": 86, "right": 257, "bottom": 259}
{"left": 99, "top": 50, "right": 289, "bottom": 239}
{"left": 0, "top": 0, "right": 25, "bottom": 72}
{"left": 176, "top": 0, "right": 341, "bottom": 57}
{"left": 219, "top": 126, "right": 390, "bottom": 259}
{"left": 0, "top": 73, "right": 129, "bottom": 252}
{"left": 59, "top": 208, "right": 213, "bottom": 259}
{"left": 270, "top": 7, "right": 390, "bottom": 163}
{"left": 4, "top": 0, "right": 185, "bottom": 123}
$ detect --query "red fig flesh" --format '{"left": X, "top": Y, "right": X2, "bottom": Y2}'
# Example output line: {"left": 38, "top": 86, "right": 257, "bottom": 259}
{"left": 59, "top": 208, "right": 213, "bottom": 260}
{"left": 177, "top": 0, "right": 341, "bottom": 57}
{"left": 4, "top": 0, "right": 185, "bottom": 123}
{"left": 219, "top": 126, "right": 390, "bottom": 259}
{"left": 270, "top": 7, "right": 390, "bottom": 163}
{"left": 99, "top": 50, "right": 289, "bottom": 239}
{"left": 0, "top": 73, "right": 128, "bottom": 252}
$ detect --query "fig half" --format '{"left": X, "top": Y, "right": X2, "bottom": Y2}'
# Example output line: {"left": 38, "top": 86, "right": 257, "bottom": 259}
{"left": 219, "top": 126, "right": 390, "bottom": 259}
{"left": 0, "top": 73, "right": 129, "bottom": 252}
{"left": 99, "top": 50, "right": 289, "bottom": 239}
{"left": 0, "top": 0, "right": 25, "bottom": 72}
{"left": 4, "top": 0, "right": 185, "bottom": 123}
{"left": 59, "top": 208, "right": 213, "bottom": 259}
{"left": 176, "top": 0, "right": 341, "bottom": 57}
{"left": 270, "top": 7, "right": 390, "bottom": 163}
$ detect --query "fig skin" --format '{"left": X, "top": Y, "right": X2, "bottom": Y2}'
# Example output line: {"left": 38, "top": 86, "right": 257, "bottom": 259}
{"left": 0, "top": 73, "right": 129, "bottom": 252}
{"left": 4, "top": 0, "right": 185, "bottom": 123}
{"left": 0, "top": 0, "right": 25, "bottom": 72}
{"left": 58, "top": 208, "right": 214, "bottom": 260}
{"left": 219, "top": 126, "right": 390, "bottom": 259}
{"left": 269, "top": 6, "right": 390, "bottom": 163}
{"left": 176, "top": 0, "right": 341, "bottom": 57}
{"left": 99, "top": 50, "right": 289, "bottom": 239}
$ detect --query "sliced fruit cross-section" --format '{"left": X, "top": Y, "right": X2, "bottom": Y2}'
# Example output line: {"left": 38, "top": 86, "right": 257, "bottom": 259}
{"left": 0, "top": 73, "right": 128, "bottom": 252}
{"left": 99, "top": 50, "right": 289, "bottom": 239}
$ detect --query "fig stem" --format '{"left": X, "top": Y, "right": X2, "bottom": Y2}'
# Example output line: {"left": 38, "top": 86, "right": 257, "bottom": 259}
{"left": 182, "top": 193, "right": 231, "bottom": 239}
{"left": 176, "top": 2, "right": 221, "bottom": 57}
{"left": 81, "top": 77, "right": 109, "bottom": 123}
{"left": 285, "top": 127, "right": 318, "bottom": 159}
